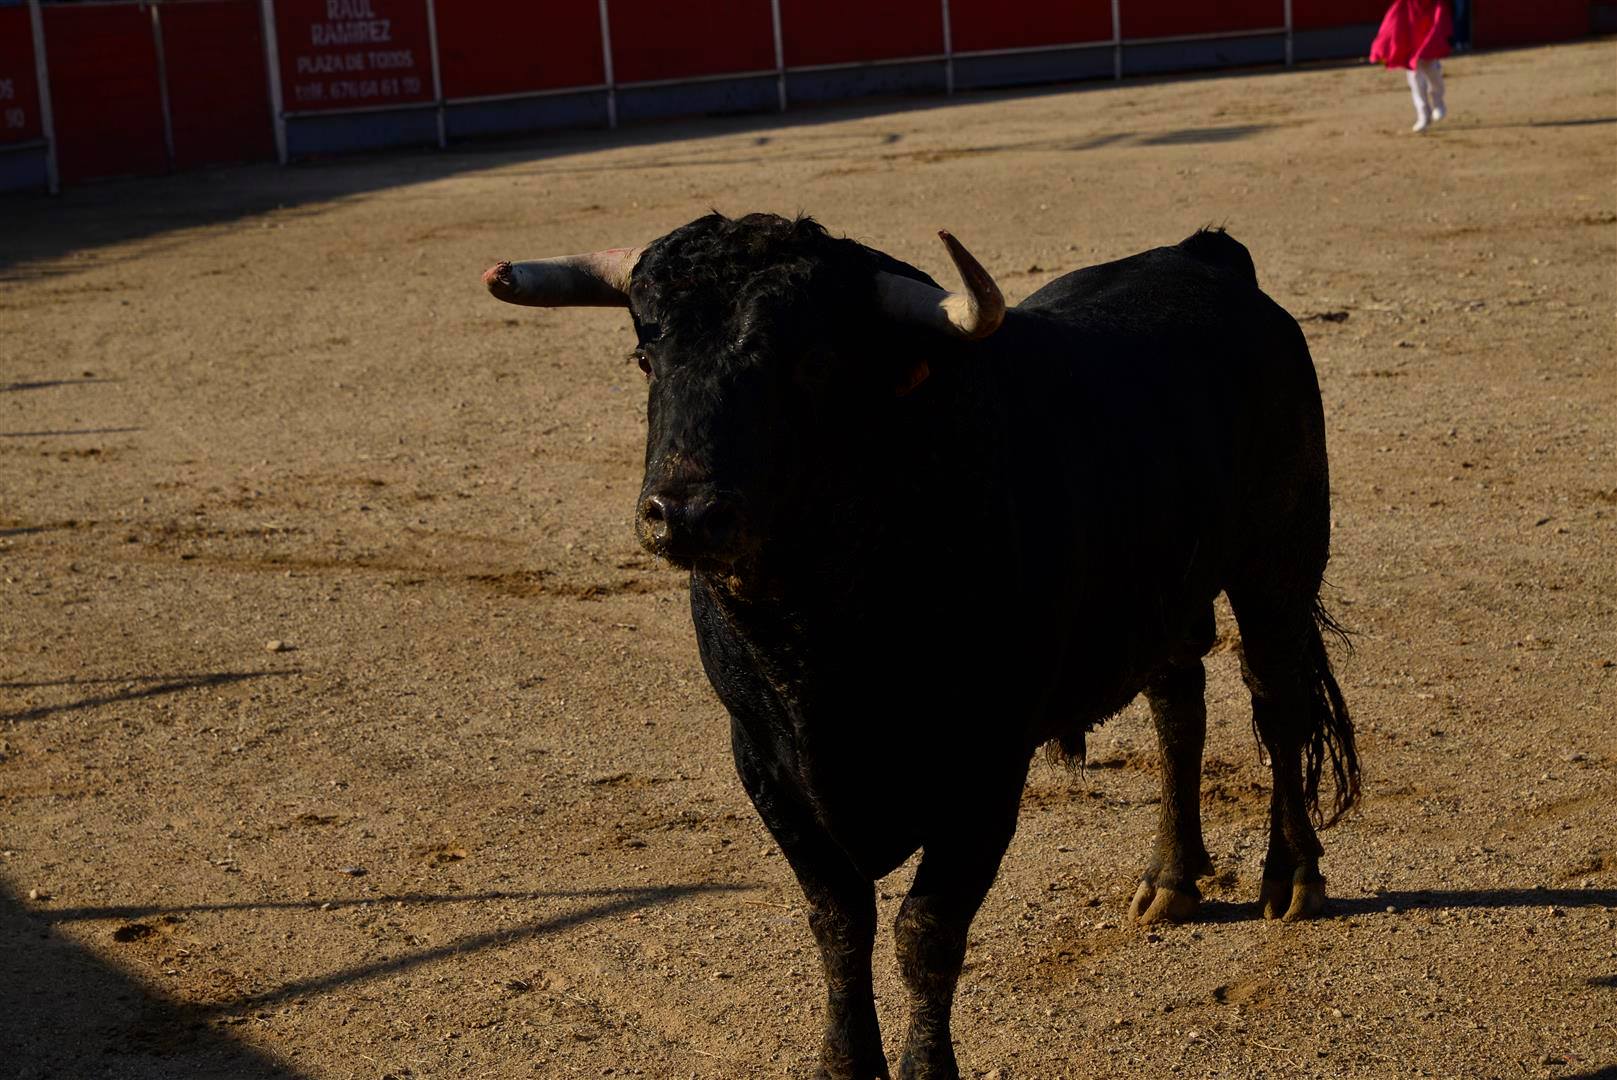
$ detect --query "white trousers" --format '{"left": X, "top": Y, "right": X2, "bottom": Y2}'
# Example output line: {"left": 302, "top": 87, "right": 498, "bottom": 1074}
{"left": 1407, "top": 60, "right": 1447, "bottom": 121}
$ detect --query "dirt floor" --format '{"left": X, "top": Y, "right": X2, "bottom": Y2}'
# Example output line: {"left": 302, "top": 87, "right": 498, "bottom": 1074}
{"left": 2, "top": 38, "right": 1614, "bottom": 1080}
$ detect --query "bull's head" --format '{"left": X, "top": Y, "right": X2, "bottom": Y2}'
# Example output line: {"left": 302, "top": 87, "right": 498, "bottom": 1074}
{"left": 483, "top": 213, "right": 1003, "bottom": 581}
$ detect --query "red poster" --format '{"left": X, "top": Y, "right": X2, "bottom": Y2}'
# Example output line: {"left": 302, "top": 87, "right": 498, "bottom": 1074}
{"left": 275, "top": 0, "right": 434, "bottom": 112}
{"left": 0, "top": 6, "right": 44, "bottom": 145}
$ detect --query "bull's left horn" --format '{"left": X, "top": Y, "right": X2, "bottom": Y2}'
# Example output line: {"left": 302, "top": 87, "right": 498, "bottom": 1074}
{"left": 482, "top": 247, "right": 642, "bottom": 307}
{"left": 874, "top": 230, "right": 1004, "bottom": 340}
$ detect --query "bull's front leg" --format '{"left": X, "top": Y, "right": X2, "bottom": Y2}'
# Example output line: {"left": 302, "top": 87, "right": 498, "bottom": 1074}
{"left": 732, "top": 726, "right": 888, "bottom": 1079}
{"left": 894, "top": 790, "right": 1021, "bottom": 1080}
{"left": 803, "top": 872, "right": 884, "bottom": 1080}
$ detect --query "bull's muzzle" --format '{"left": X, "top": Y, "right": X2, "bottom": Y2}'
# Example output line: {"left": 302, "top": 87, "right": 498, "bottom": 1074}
{"left": 637, "top": 486, "right": 745, "bottom": 565}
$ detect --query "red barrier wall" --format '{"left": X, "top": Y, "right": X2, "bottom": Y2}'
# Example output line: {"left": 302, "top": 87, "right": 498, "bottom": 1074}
{"left": 1475, "top": 0, "right": 1590, "bottom": 46}
{"left": 1120, "top": 0, "right": 1285, "bottom": 39}
{"left": 0, "top": 6, "right": 44, "bottom": 146}
{"left": 44, "top": 4, "right": 168, "bottom": 183}
{"left": 1291, "top": 0, "right": 1389, "bottom": 30}
{"left": 14, "top": 0, "right": 1599, "bottom": 191}
{"left": 950, "top": 0, "right": 1113, "bottom": 52}
{"left": 608, "top": 0, "right": 775, "bottom": 83}
{"left": 781, "top": 0, "right": 944, "bottom": 66}
{"left": 274, "top": 0, "right": 434, "bottom": 112}
{"left": 161, "top": 1, "right": 274, "bottom": 169}
{"left": 437, "top": 2, "right": 604, "bottom": 99}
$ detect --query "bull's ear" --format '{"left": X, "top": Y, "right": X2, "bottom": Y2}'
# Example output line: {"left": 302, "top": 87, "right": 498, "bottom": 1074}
{"left": 894, "top": 359, "right": 931, "bottom": 397}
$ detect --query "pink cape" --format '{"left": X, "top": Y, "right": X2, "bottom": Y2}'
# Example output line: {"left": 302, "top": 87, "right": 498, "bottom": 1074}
{"left": 1369, "top": 0, "right": 1452, "bottom": 69}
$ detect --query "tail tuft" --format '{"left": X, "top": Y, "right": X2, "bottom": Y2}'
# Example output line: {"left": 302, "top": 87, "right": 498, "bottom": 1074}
{"left": 1304, "top": 600, "right": 1360, "bottom": 827}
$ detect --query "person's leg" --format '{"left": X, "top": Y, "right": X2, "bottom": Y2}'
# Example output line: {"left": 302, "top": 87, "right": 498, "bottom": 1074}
{"left": 1407, "top": 67, "right": 1432, "bottom": 132}
{"left": 1424, "top": 60, "right": 1447, "bottom": 121}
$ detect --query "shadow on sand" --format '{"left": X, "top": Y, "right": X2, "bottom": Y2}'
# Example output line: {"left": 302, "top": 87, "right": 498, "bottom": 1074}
{"left": 0, "top": 670, "right": 300, "bottom": 724}
{"left": 1188, "top": 885, "right": 1617, "bottom": 926}
{"left": 1, "top": 886, "right": 302, "bottom": 1079}
{"left": 1331, "top": 886, "right": 1617, "bottom": 915}
{"left": 3, "top": 881, "right": 746, "bottom": 1076}
{"left": 2, "top": 378, "right": 121, "bottom": 394}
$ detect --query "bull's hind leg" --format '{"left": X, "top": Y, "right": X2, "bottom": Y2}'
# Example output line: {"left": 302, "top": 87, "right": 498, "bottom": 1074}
{"left": 1228, "top": 590, "right": 1357, "bottom": 921}
{"left": 1129, "top": 660, "right": 1214, "bottom": 924}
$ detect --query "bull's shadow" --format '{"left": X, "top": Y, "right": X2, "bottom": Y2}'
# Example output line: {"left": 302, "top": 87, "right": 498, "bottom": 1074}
{"left": 3, "top": 881, "right": 744, "bottom": 1075}
{"left": 1189, "top": 885, "right": 1617, "bottom": 925}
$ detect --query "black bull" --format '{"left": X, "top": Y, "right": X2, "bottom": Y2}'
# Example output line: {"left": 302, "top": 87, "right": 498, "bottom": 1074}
{"left": 484, "top": 213, "right": 1359, "bottom": 1080}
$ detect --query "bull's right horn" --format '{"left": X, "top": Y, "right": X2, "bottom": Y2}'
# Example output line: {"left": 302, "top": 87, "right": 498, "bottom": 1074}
{"left": 482, "top": 247, "right": 642, "bottom": 308}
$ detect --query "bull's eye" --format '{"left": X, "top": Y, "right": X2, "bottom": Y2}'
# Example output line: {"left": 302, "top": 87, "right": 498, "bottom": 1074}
{"left": 632, "top": 349, "right": 652, "bottom": 378}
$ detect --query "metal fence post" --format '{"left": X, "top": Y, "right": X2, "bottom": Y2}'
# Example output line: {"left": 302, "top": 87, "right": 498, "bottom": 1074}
{"left": 1284, "top": 0, "right": 1294, "bottom": 67}
{"left": 1110, "top": 0, "right": 1123, "bottom": 80}
{"left": 26, "top": 0, "right": 57, "bottom": 193}
{"left": 150, "top": 3, "right": 176, "bottom": 169}
{"left": 259, "top": 0, "right": 288, "bottom": 164}
{"left": 941, "top": 0, "right": 954, "bottom": 95}
{"left": 770, "top": 0, "right": 786, "bottom": 111}
{"left": 597, "top": 0, "right": 617, "bottom": 128}
{"left": 424, "top": 0, "right": 446, "bottom": 148}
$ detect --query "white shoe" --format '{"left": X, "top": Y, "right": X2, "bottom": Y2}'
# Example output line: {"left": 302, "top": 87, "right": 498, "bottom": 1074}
{"left": 1412, "top": 114, "right": 1430, "bottom": 133}
{"left": 1431, "top": 105, "right": 1447, "bottom": 122}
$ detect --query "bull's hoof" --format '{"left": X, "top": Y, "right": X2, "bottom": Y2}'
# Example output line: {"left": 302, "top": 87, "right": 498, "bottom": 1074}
{"left": 896, "top": 1051, "right": 958, "bottom": 1080}
{"left": 1128, "top": 879, "right": 1201, "bottom": 924}
{"left": 1259, "top": 876, "right": 1327, "bottom": 922}
{"left": 815, "top": 1042, "right": 891, "bottom": 1080}
{"left": 897, "top": 1027, "right": 959, "bottom": 1080}
{"left": 815, "top": 1057, "right": 892, "bottom": 1080}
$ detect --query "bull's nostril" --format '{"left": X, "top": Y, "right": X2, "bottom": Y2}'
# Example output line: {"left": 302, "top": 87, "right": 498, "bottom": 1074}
{"left": 700, "top": 501, "right": 735, "bottom": 535}
{"left": 641, "top": 494, "right": 678, "bottom": 546}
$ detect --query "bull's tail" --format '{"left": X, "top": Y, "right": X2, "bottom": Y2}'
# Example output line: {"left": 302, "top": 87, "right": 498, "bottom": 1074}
{"left": 1303, "top": 599, "right": 1359, "bottom": 827}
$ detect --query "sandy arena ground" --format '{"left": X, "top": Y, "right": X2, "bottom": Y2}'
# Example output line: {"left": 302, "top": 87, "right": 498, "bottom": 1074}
{"left": 2, "top": 38, "right": 1614, "bottom": 1080}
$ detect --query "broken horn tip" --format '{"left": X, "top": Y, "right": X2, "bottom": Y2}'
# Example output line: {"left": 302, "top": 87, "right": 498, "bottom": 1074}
{"left": 481, "top": 262, "right": 513, "bottom": 288}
